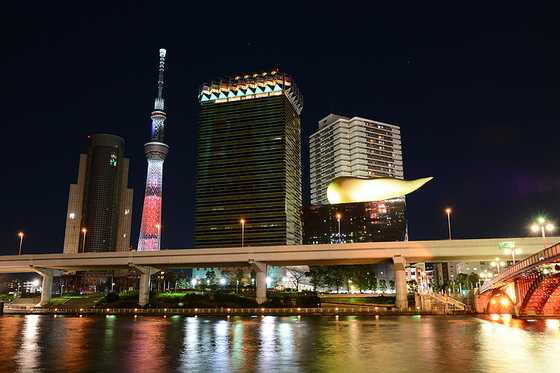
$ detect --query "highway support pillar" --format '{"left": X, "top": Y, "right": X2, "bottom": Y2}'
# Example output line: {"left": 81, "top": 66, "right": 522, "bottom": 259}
{"left": 130, "top": 264, "right": 160, "bottom": 307}
{"left": 393, "top": 256, "right": 408, "bottom": 310}
{"left": 32, "top": 267, "right": 66, "bottom": 307}
{"left": 249, "top": 259, "right": 267, "bottom": 304}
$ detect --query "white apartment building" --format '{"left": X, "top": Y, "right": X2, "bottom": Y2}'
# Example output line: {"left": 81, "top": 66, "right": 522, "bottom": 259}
{"left": 310, "top": 114, "right": 403, "bottom": 205}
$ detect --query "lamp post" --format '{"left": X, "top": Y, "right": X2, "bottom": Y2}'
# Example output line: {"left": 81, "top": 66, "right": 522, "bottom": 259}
{"left": 532, "top": 218, "right": 553, "bottom": 249}
{"left": 446, "top": 208, "right": 452, "bottom": 240}
{"left": 240, "top": 219, "right": 245, "bottom": 247}
{"left": 18, "top": 232, "right": 24, "bottom": 255}
{"left": 336, "top": 213, "right": 341, "bottom": 244}
{"left": 491, "top": 258, "right": 506, "bottom": 274}
{"left": 504, "top": 248, "right": 521, "bottom": 265}
{"left": 81, "top": 228, "right": 87, "bottom": 252}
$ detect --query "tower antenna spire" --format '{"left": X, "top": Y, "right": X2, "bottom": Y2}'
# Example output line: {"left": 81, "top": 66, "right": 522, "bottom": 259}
{"left": 157, "top": 48, "right": 166, "bottom": 101}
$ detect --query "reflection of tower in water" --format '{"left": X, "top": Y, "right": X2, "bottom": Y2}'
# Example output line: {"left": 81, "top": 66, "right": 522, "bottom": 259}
{"left": 137, "top": 49, "right": 169, "bottom": 251}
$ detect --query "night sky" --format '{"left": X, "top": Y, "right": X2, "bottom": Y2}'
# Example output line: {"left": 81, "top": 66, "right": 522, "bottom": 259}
{"left": 2, "top": 2, "right": 560, "bottom": 255}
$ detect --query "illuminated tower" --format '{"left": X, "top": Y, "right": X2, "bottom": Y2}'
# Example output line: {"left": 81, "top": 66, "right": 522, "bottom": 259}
{"left": 137, "top": 48, "right": 168, "bottom": 251}
{"left": 195, "top": 70, "right": 303, "bottom": 248}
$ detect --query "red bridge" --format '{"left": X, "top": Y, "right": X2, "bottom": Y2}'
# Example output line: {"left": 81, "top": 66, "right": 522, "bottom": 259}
{"left": 476, "top": 243, "right": 560, "bottom": 316}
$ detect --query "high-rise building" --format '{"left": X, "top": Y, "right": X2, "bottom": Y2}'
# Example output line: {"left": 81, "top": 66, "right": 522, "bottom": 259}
{"left": 137, "top": 49, "right": 168, "bottom": 251}
{"left": 195, "top": 70, "right": 303, "bottom": 248}
{"left": 63, "top": 134, "right": 133, "bottom": 253}
{"left": 310, "top": 114, "right": 403, "bottom": 205}
{"left": 300, "top": 198, "right": 406, "bottom": 244}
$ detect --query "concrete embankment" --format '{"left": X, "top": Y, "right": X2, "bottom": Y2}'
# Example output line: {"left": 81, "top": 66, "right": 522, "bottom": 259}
{"left": 2, "top": 306, "right": 470, "bottom": 317}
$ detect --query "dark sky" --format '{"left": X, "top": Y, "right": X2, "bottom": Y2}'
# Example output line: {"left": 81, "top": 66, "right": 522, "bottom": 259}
{"left": 2, "top": 1, "right": 560, "bottom": 255}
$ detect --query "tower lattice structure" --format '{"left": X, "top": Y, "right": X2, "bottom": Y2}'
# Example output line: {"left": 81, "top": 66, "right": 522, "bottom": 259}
{"left": 137, "top": 48, "right": 169, "bottom": 251}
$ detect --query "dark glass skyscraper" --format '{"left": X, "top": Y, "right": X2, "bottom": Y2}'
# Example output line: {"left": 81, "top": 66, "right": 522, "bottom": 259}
{"left": 195, "top": 70, "right": 303, "bottom": 248}
{"left": 63, "top": 134, "right": 133, "bottom": 253}
{"left": 300, "top": 199, "right": 406, "bottom": 244}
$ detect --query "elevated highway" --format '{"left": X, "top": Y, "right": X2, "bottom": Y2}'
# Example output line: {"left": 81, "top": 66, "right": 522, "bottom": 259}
{"left": 2, "top": 236, "right": 558, "bottom": 308}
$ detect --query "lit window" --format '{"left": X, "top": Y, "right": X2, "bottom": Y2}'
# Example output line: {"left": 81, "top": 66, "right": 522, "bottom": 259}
{"left": 69, "top": 213, "right": 75, "bottom": 219}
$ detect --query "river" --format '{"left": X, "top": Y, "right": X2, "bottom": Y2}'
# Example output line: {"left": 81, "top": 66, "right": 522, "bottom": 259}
{"left": 1, "top": 314, "right": 559, "bottom": 373}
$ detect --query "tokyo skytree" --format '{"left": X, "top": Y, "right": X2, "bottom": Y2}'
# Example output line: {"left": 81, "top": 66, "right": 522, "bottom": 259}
{"left": 137, "top": 48, "right": 169, "bottom": 251}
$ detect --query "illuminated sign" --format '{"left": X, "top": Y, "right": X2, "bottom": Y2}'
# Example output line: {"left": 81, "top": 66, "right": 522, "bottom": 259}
{"left": 498, "top": 241, "right": 516, "bottom": 250}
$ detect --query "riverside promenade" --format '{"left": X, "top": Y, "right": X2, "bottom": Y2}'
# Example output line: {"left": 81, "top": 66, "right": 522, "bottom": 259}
{"left": 2, "top": 305, "right": 467, "bottom": 316}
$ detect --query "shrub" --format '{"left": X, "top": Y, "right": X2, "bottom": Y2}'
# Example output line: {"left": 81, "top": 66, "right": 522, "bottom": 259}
{"left": 106, "top": 292, "right": 120, "bottom": 303}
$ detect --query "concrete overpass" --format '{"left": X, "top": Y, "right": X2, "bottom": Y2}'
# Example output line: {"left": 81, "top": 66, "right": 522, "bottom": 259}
{"left": 2, "top": 236, "right": 558, "bottom": 309}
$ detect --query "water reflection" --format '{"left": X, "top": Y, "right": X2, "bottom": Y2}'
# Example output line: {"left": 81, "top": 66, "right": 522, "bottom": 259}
{"left": 1, "top": 314, "right": 560, "bottom": 373}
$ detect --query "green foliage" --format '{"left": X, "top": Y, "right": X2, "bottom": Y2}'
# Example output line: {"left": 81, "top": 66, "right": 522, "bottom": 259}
{"left": 105, "top": 292, "right": 120, "bottom": 303}
{"left": 154, "top": 292, "right": 184, "bottom": 304}
{"left": 307, "top": 265, "right": 379, "bottom": 293}
{"left": 389, "top": 280, "right": 395, "bottom": 291}
{"left": 379, "top": 279, "right": 387, "bottom": 292}
{"left": 296, "top": 295, "right": 321, "bottom": 308}
{"left": 454, "top": 273, "right": 468, "bottom": 286}
{"left": 305, "top": 266, "right": 326, "bottom": 290}
{"left": 466, "top": 272, "right": 479, "bottom": 288}
{"left": 407, "top": 280, "right": 419, "bottom": 293}
{"left": 205, "top": 270, "right": 217, "bottom": 285}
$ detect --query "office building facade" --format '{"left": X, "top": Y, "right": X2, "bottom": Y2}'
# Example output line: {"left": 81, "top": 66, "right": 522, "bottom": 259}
{"left": 195, "top": 70, "right": 303, "bottom": 248}
{"left": 300, "top": 198, "right": 406, "bottom": 244}
{"left": 310, "top": 114, "right": 403, "bottom": 205}
{"left": 63, "top": 134, "right": 133, "bottom": 253}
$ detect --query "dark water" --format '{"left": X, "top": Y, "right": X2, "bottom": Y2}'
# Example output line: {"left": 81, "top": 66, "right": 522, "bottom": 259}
{"left": 1, "top": 314, "right": 559, "bottom": 373}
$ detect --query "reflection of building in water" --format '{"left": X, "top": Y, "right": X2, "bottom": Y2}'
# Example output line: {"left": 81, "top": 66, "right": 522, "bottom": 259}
{"left": 300, "top": 199, "right": 406, "bottom": 244}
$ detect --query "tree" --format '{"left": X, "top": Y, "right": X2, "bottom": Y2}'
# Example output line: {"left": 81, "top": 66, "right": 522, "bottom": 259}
{"left": 389, "top": 280, "right": 395, "bottom": 292}
{"left": 349, "top": 265, "right": 369, "bottom": 293}
{"left": 370, "top": 277, "right": 378, "bottom": 292}
{"left": 205, "top": 270, "right": 217, "bottom": 286}
{"left": 379, "top": 279, "right": 387, "bottom": 292}
{"left": 466, "top": 272, "right": 479, "bottom": 289}
{"left": 324, "top": 266, "right": 345, "bottom": 292}
{"left": 305, "top": 266, "right": 326, "bottom": 291}
{"left": 286, "top": 266, "right": 308, "bottom": 291}
{"left": 454, "top": 273, "right": 468, "bottom": 288}
{"left": 407, "top": 280, "right": 418, "bottom": 293}
{"left": 176, "top": 276, "right": 188, "bottom": 289}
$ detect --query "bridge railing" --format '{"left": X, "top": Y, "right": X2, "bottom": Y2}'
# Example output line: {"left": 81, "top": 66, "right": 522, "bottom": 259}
{"left": 480, "top": 242, "right": 560, "bottom": 293}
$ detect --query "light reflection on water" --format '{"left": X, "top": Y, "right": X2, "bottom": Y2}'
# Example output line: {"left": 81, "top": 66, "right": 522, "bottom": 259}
{"left": 1, "top": 314, "right": 560, "bottom": 373}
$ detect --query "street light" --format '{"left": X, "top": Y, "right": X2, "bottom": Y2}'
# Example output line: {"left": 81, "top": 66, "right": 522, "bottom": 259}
{"left": 240, "top": 219, "right": 245, "bottom": 247}
{"left": 504, "top": 248, "right": 521, "bottom": 264}
{"left": 336, "top": 213, "right": 341, "bottom": 243}
{"left": 446, "top": 208, "right": 452, "bottom": 240}
{"left": 532, "top": 218, "right": 554, "bottom": 249}
{"left": 81, "top": 228, "right": 87, "bottom": 252}
{"left": 491, "top": 258, "right": 506, "bottom": 274}
{"left": 18, "top": 232, "right": 24, "bottom": 255}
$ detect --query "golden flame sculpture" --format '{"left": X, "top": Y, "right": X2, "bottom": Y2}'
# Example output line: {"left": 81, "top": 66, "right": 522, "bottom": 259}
{"left": 327, "top": 176, "right": 433, "bottom": 204}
